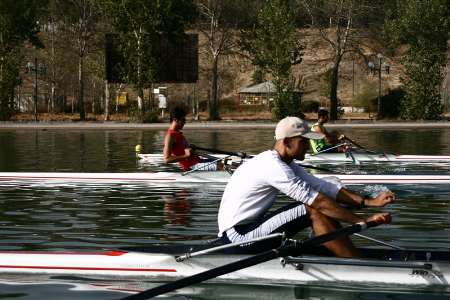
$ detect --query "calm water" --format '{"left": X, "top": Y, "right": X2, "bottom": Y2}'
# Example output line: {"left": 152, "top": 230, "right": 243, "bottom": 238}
{"left": 0, "top": 127, "right": 450, "bottom": 299}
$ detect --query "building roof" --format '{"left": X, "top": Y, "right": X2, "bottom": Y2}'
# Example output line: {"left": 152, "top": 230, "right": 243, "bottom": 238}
{"left": 239, "top": 81, "right": 275, "bottom": 94}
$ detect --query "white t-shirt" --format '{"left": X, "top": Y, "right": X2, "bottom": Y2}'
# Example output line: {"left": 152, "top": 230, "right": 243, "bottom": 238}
{"left": 218, "top": 150, "right": 342, "bottom": 236}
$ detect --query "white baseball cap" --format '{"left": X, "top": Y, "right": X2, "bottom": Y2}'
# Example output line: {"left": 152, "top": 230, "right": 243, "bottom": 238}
{"left": 274, "top": 116, "right": 324, "bottom": 140}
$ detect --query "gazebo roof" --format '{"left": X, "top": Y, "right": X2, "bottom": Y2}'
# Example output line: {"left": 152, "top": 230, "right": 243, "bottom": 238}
{"left": 239, "top": 81, "right": 275, "bottom": 94}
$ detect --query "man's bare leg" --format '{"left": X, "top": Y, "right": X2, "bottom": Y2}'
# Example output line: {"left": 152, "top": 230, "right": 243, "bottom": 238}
{"left": 306, "top": 206, "right": 360, "bottom": 258}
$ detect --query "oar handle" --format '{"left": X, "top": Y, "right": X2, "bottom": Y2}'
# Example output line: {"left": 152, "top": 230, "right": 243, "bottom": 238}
{"left": 287, "top": 219, "right": 385, "bottom": 257}
{"left": 190, "top": 145, "right": 249, "bottom": 158}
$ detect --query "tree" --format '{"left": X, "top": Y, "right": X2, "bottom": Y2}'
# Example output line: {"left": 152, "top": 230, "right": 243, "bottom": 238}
{"left": 0, "top": 0, "right": 46, "bottom": 120}
{"left": 241, "top": 0, "right": 303, "bottom": 120}
{"left": 302, "top": 0, "right": 377, "bottom": 120}
{"left": 195, "top": 0, "right": 252, "bottom": 120}
{"left": 52, "top": 0, "right": 101, "bottom": 120}
{"left": 100, "top": 0, "right": 196, "bottom": 120}
{"left": 388, "top": 0, "right": 449, "bottom": 120}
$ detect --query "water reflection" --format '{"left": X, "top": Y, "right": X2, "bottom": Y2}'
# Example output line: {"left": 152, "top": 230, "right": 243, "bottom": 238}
{"left": 0, "top": 128, "right": 449, "bottom": 173}
{"left": 163, "top": 189, "right": 192, "bottom": 227}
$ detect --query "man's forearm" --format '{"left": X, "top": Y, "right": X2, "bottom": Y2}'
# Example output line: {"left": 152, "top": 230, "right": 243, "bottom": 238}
{"left": 336, "top": 188, "right": 365, "bottom": 208}
{"left": 311, "top": 193, "right": 365, "bottom": 224}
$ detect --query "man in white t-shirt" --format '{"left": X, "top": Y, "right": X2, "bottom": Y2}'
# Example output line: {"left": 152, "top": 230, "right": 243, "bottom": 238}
{"left": 158, "top": 94, "right": 167, "bottom": 118}
{"left": 218, "top": 116, "right": 394, "bottom": 257}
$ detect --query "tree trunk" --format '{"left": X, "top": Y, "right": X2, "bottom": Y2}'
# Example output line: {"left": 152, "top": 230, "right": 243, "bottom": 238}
{"left": 209, "top": 56, "right": 220, "bottom": 120}
{"left": 136, "top": 33, "right": 144, "bottom": 114}
{"left": 50, "top": 18, "right": 55, "bottom": 113}
{"left": 329, "top": 57, "right": 341, "bottom": 121}
{"left": 78, "top": 55, "right": 85, "bottom": 120}
{"left": 104, "top": 80, "right": 109, "bottom": 121}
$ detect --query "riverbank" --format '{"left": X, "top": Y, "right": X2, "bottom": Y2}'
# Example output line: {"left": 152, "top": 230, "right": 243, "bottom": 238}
{"left": 0, "top": 119, "right": 449, "bottom": 129}
{"left": 1, "top": 112, "right": 448, "bottom": 129}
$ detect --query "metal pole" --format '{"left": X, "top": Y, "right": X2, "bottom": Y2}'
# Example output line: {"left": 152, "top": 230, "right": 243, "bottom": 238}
{"left": 352, "top": 57, "right": 355, "bottom": 113}
{"left": 377, "top": 56, "right": 382, "bottom": 117}
{"left": 34, "top": 57, "right": 38, "bottom": 122}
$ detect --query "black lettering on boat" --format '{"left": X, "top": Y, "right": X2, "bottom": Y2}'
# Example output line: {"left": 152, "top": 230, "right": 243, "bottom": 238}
{"left": 411, "top": 269, "right": 429, "bottom": 276}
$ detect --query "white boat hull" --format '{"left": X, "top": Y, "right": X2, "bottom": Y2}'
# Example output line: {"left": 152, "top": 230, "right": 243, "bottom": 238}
{"left": 0, "top": 249, "right": 448, "bottom": 286}
{"left": 0, "top": 172, "right": 450, "bottom": 185}
{"left": 138, "top": 153, "right": 450, "bottom": 164}
{"left": 305, "top": 153, "right": 450, "bottom": 163}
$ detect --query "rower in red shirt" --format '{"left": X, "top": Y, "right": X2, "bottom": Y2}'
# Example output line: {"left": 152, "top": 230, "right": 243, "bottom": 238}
{"left": 163, "top": 105, "right": 220, "bottom": 171}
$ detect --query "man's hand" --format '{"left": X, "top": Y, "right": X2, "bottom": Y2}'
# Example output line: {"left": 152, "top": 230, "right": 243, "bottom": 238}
{"left": 366, "top": 212, "right": 391, "bottom": 225}
{"left": 338, "top": 134, "right": 346, "bottom": 141}
{"left": 366, "top": 191, "right": 395, "bottom": 207}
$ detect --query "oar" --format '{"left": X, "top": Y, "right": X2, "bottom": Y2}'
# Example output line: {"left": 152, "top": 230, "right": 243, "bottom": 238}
{"left": 354, "top": 233, "right": 404, "bottom": 250}
{"left": 191, "top": 145, "right": 336, "bottom": 173}
{"left": 343, "top": 137, "right": 387, "bottom": 155}
{"left": 190, "top": 145, "right": 249, "bottom": 158}
{"left": 182, "top": 155, "right": 232, "bottom": 176}
{"left": 299, "top": 164, "right": 335, "bottom": 173}
{"left": 310, "top": 143, "right": 348, "bottom": 155}
{"left": 118, "top": 218, "right": 387, "bottom": 300}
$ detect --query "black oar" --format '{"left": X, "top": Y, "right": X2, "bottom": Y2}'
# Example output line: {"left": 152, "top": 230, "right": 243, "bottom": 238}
{"left": 118, "top": 219, "right": 386, "bottom": 300}
{"left": 299, "top": 164, "right": 335, "bottom": 173}
{"left": 190, "top": 145, "right": 249, "bottom": 158}
{"left": 191, "top": 145, "right": 335, "bottom": 173}
{"left": 343, "top": 137, "right": 389, "bottom": 155}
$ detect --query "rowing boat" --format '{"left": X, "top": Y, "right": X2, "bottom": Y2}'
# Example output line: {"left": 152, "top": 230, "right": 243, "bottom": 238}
{"left": 306, "top": 153, "right": 450, "bottom": 163}
{"left": 139, "top": 152, "right": 450, "bottom": 164}
{"left": 0, "top": 244, "right": 448, "bottom": 286}
{"left": 137, "top": 153, "right": 450, "bottom": 164}
{"left": 1, "top": 172, "right": 450, "bottom": 185}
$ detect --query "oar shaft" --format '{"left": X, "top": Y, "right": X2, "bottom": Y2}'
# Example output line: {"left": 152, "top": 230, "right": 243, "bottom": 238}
{"left": 298, "top": 164, "right": 334, "bottom": 173}
{"left": 354, "top": 233, "right": 404, "bottom": 250}
{"left": 191, "top": 145, "right": 248, "bottom": 158}
{"left": 120, "top": 250, "right": 278, "bottom": 300}
{"left": 344, "top": 137, "right": 365, "bottom": 150}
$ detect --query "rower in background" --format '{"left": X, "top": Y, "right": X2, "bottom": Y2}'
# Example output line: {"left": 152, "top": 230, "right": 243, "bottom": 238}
{"left": 218, "top": 116, "right": 394, "bottom": 258}
{"left": 163, "top": 105, "right": 222, "bottom": 171}
{"left": 310, "top": 109, "right": 346, "bottom": 153}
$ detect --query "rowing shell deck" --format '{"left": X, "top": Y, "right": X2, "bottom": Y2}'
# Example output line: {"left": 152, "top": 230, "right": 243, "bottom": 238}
{"left": 0, "top": 246, "right": 448, "bottom": 286}
{"left": 0, "top": 172, "right": 450, "bottom": 185}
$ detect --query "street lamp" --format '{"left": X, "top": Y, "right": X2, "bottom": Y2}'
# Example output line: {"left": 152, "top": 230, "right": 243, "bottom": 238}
{"left": 368, "top": 54, "right": 390, "bottom": 118}
{"left": 26, "top": 58, "right": 46, "bottom": 121}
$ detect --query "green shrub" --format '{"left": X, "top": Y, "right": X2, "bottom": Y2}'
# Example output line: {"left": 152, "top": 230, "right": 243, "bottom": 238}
{"left": 219, "top": 98, "right": 239, "bottom": 113}
{"left": 142, "top": 110, "right": 160, "bottom": 123}
{"left": 353, "top": 81, "right": 378, "bottom": 113}
{"left": 128, "top": 105, "right": 161, "bottom": 123}
{"left": 378, "top": 88, "right": 404, "bottom": 119}
{"left": 239, "top": 104, "right": 268, "bottom": 113}
{"left": 198, "top": 100, "right": 208, "bottom": 112}
{"left": 300, "top": 100, "right": 320, "bottom": 113}
{"left": 272, "top": 89, "right": 302, "bottom": 120}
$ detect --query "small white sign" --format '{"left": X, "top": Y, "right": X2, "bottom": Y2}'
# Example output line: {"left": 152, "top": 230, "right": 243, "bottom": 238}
{"left": 158, "top": 94, "right": 167, "bottom": 109}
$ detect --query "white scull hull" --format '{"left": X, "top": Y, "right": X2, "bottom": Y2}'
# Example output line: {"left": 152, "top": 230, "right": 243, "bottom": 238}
{"left": 0, "top": 249, "right": 448, "bottom": 286}
{"left": 306, "top": 153, "right": 450, "bottom": 163}
{"left": 137, "top": 153, "right": 450, "bottom": 164}
{"left": 0, "top": 172, "right": 450, "bottom": 185}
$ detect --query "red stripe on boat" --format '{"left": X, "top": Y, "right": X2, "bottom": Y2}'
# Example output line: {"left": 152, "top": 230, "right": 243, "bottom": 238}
{"left": 0, "top": 250, "right": 128, "bottom": 256}
{"left": 0, "top": 265, "right": 177, "bottom": 272}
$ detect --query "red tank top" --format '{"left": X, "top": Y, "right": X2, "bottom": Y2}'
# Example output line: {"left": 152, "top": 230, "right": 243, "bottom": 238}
{"left": 166, "top": 129, "right": 200, "bottom": 171}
